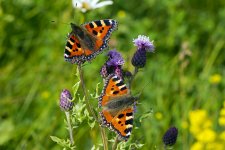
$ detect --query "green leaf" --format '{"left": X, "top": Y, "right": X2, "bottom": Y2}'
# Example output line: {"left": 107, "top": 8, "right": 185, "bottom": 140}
{"left": 137, "top": 144, "right": 144, "bottom": 148}
{"left": 72, "top": 81, "right": 80, "bottom": 100}
{"left": 0, "top": 119, "right": 14, "bottom": 145}
{"left": 50, "top": 136, "right": 76, "bottom": 149}
{"left": 94, "top": 82, "right": 101, "bottom": 98}
{"left": 75, "top": 66, "right": 80, "bottom": 79}
{"left": 129, "top": 143, "right": 144, "bottom": 149}
{"left": 139, "top": 109, "right": 154, "bottom": 122}
{"left": 50, "top": 136, "right": 68, "bottom": 147}
{"left": 84, "top": 108, "right": 89, "bottom": 117}
{"left": 91, "top": 145, "right": 100, "bottom": 150}
{"left": 88, "top": 119, "right": 96, "bottom": 129}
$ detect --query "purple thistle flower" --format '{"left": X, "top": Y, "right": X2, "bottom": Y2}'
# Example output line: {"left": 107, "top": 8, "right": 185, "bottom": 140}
{"left": 163, "top": 127, "right": 178, "bottom": 146}
{"left": 132, "top": 35, "right": 154, "bottom": 68}
{"left": 100, "top": 64, "right": 108, "bottom": 78}
{"left": 60, "top": 89, "right": 74, "bottom": 111}
{"left": 114, "top": 66, "right": 123, "bottom": 78}
{"left": 107, "top": 49, "right": 125, "bottom": 66}
{"left": 100, "top": 49, "right": 124, "bottom": 78}
{"left": 133, "top": 35, "right": 154, "bottom": 52}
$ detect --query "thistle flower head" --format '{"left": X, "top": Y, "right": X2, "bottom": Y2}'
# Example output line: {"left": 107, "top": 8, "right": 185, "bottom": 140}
{"left": 60, "top": 89, "right": 74, "bottom": 111}
{"left": 132, "top": 35, "right": 154, "bottom": 68}
{"left": 100, "top": 49, "right": 124, "bottom": 78}
{"left": 133, "top": 35, "right": 154, "bottom": 52}
{"left": 100, "top": 64, "right": 108, "bottom": 78}
{"left": 107, "top": 49, "right": 125, "bottom": 66}
{"left": 163, "top": 127, "right": 178, "bottom": 146}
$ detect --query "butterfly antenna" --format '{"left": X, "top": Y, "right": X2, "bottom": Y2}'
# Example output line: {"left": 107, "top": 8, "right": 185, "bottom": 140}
{"left": 135, "top": 81, "right": 151, "bottom": 98}
{"left": 51, "top": 20, "right": 70, "bottom": 26}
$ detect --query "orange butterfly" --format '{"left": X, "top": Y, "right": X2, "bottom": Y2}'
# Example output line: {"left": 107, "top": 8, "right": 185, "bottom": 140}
{"left": 64, "top": 19, "right": 118, "bottom": 64}
{"left": 99, "top": 74, "right": 138, "bottom": 140}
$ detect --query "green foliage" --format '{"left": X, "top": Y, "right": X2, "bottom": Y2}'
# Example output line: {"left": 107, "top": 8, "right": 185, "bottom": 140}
{"left": 116, "top": 141, "right": 144, "bottom": 150}
{"left": 50, "top": 136, "right": 76, "bottom": 150}
{"left": 1, "top": 0, "right": 225, "bottom": 149}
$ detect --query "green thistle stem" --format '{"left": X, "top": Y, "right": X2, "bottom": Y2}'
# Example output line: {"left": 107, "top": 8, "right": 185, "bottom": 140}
{"left": 100, "top": 127, "right": 108, "bottom": 150}
{"left": 78, "top": 64, "right": 98, "bottom": 120}
{"left": 65, "top": 111, "right": 74, "bottom": 145}
{"left": 77, "top": 64, "right": 108, "bottom": 150}
{"left": 112, "top": 135, "right": 119, "bottom": 150}
{"left": 128, "top": 67, "right": 139, "bottom": 89}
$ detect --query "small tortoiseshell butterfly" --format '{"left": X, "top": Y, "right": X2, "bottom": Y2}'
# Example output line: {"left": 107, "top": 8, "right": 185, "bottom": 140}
{"left": 99, "top": 74, "right": 138, "bottom": 141}
{"left": 64, "top": 19, "right": 118, "bottom": 64}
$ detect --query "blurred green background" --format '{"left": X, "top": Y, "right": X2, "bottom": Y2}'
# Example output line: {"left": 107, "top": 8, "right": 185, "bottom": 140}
{"left": 1, "top": 0, "right": 225, "bottom": 149}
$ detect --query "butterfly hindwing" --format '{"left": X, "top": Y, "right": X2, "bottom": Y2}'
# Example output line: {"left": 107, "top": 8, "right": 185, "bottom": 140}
{"left": 111, "top": 107, "right": 134, "bottom": 140}
{"left": 64, "top": 35, "right": 85, "bottom": 64}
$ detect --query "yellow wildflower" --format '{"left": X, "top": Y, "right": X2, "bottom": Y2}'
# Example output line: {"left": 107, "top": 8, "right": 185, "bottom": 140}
{"left": 219, "top": 131, "right": 225, "bottom": 141}
{"left": 209, "top": 74, "right": 222, "bottom": 84}
{"left": 189, "top": 110, "right": 207, "bottom": 126}
{"left": 189, "top": 110, "right": 212, "bottom": 136}
{"left": 206, "top": 142, "right": 224, "bottom": 150}
{"left": 204, "top": 119, "right": 213, "bottom": 129}
{"left": 155, "top": 112, "right": 163, "bottom": 120}
{"left": 219, "top": 117, "right": 225, "bottom": 126}
{"left": 41, "top": 91, "right": 50, "bottom": 99}
{"left": 219, "top": 107, "right": 225, "bottom": 126}
{"left": 191, "top": 141, "right": 204, "bottom": 150}
{"left": 220, "top": 109, "right": 225, "bottom": 116}
{"left": 196, "top": 129, "right": 216, "bottom": 143}
{"left": 117, "top": 10, "right": 126, "bottom": 19}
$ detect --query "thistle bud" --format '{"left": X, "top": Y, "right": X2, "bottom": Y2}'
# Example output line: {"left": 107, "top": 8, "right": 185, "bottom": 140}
{"left": 60, "top": 89, "right": 74, "bottom": 111}
{"left": 163, "top": 127, "right": 178, "bottom": 146}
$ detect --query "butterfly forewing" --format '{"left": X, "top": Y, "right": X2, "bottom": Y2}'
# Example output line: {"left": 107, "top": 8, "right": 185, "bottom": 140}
{"left": 99, "top": 74, "right": 128, "bottom": 107}
{"left": 64, "top": 35, "right": 86, "bottom": 64}
{"left": 84, "top": 19, "right": 117, "bottom": 40}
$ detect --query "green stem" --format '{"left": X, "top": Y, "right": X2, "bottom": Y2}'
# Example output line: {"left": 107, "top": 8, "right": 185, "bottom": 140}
{"left": 112, "top": 135, "right": 119, "bottom": 150}
{"left": 78, "top": 64, "right": 98, "bottom": 120}
{"left": 77, "top": 64, "right": 108, "bottom": 150}
{"left": 65, "top": 111, "right": 74, "bottom": 145}
{"left": 100, "top": 127, "right": 108, "bottom": 150}
{"left": 128, "top": 67, "right": 139, "bottom": 89}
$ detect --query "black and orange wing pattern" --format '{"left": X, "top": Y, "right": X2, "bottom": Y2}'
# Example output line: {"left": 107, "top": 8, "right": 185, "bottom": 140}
{"left": 99, "top": 74, "right": 135, "bottom": 140}
{"left": 64, "top": 19, "right": 117, "bottom": 64}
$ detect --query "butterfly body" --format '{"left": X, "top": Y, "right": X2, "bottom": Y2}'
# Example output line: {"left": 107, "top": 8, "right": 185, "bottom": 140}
{"left": 103, "top": 95, "right": 137, "bottom": 113}
{"left": 64, "top": 19, "right": 118, "bottom": 64}
{"left": 99, "top": 74, "right": 137, "bottom": 140}
{"left": 70, "top": 23, "right": 96, "bottom": 51}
